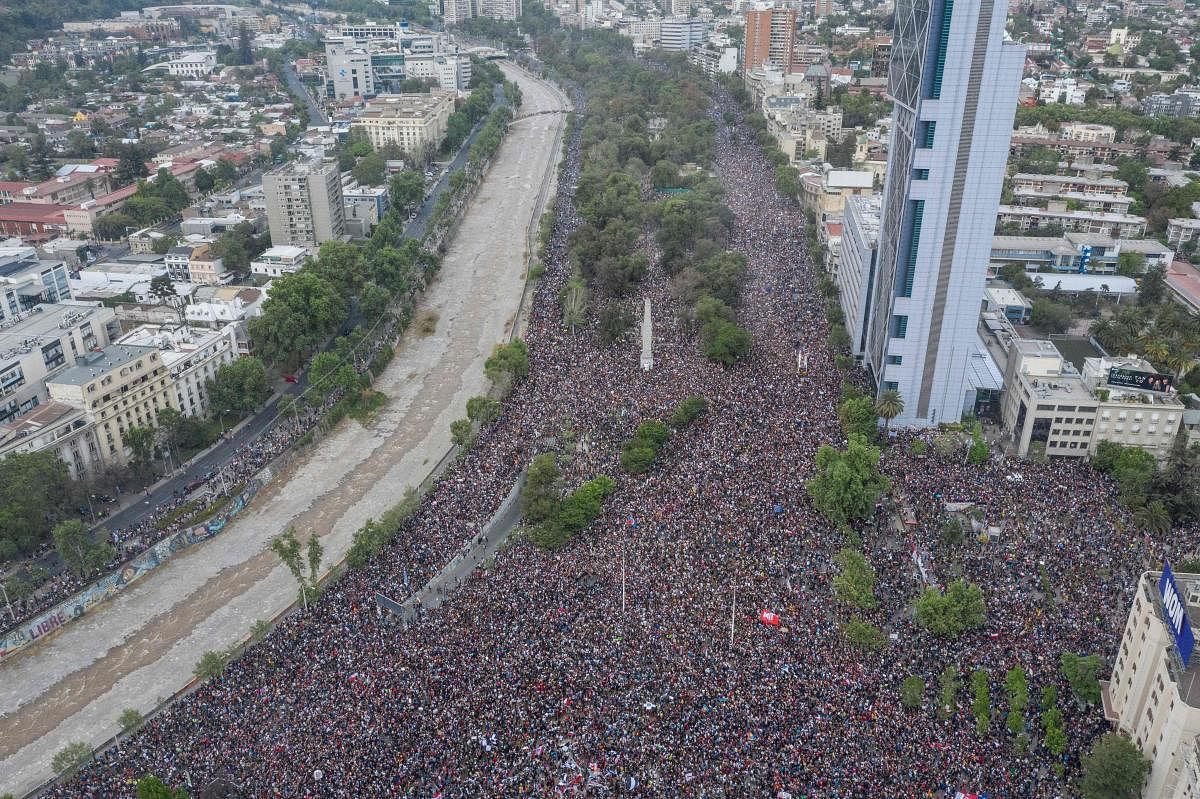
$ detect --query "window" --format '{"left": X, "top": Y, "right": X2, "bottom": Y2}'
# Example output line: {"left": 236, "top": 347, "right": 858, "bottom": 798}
{"left": 891, "top": 314, "right": 908, "bottom": 339}
{"left": 886, "top": 355, "right": 903, "bottom": 365}
{"left": 920, "top": 120, "right": 936, "bottom": 149}
{"left": 930, "top": 0, "right": 954, "bottom": 99}
{"left": 913, "top": 168, "right": 929, "bottom": 180}
{"left": 883, "top": 381, "right": 899, "bottom": 392}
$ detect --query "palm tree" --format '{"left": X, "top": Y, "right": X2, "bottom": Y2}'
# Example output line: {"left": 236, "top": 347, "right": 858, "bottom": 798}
{"left": 875, "top": 390, "right": 904, "bottom": 440}
{"left": 1134, "top": 500, "right": 1172, "bottom": 538}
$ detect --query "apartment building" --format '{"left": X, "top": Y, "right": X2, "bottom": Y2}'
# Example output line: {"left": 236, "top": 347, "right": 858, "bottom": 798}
{"left": 743, "top": 4, "right": 797, "bottom": 72}
{"left": 117, "top": 324, "right": 236, "bottom": 417}
{"left": 1010, "top": 172, "right": 1128, "bottom": 197}
{"left": 1168, "top": 218, "right": 1200, "bottom": 247}
{"left": 0, "top": 302, "right": 116, "bottom": 426}
{"left": 997, "top": 203, "right": 1147, "bottom": 238}
{"left": 990, "top": 232, "right": 1173, "bottom": 275}
{"left": 165, "top": 243, "right": 225, "bottom": 283}
{"left": 263, "top": 160, "right": 346, "bottom": 249}
{"left": 352, "top": 92, "right": 456, "bottom": 161}
{"left": 46, "top": 344, "right": 174, "bottom": 465}
{"left": 403, "top": 54, "right": 472, "bottom": 92}
{"left": 1061, "top": 122, "right": 1117, "bottom": 143}
{"left": 0, "top": 245, "right": 71, "bottom": 314}
{"left": 0, "top": 401, "right": 102, "bottom": 480}
{"left": 660, "top": 18, "right": 708, "bottom": 51}
{"left": 799, "top": 169, "right": 874, "bottom": 222}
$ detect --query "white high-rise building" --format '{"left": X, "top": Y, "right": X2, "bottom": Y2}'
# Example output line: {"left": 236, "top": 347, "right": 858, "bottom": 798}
{"left": 864, "top": 0, "right": 1025, "bottom": 427}
{"left": 325, "top": 36, "right": 375, "bottom": 101}
{"left": 659, "top": 18, "right": 708, "bottom": 51}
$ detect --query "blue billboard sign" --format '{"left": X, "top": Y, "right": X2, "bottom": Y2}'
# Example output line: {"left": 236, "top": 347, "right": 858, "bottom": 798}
{"left": 1160, "top": 563, "right": 1196, "bottom": 668}
{"left": 1079, "top": 245, "right": 1092, "bottom": 273}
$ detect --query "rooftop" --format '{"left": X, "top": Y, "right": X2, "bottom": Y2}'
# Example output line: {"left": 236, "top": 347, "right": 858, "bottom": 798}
{"left": 47, "top": 344, "right": 158, "bottom": 387}
{"left": 1025, "top": 272, "right": 1138, "bottom": 294}
{"left": 826, "top": 170, "right": 874, "bottom": 189}
{"left": 0, "top": 401, "right": 86, "bottom": 446}
{"left": 1167, "top": 260, "right": 1200, "bottom": 311}
{"left": 0, "top": 302, "right": 110, "bottom": 355}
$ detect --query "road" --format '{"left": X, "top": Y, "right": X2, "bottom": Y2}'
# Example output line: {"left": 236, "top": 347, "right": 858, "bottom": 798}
{"left": 407, "top": 83, "right": 506, "bottom": 242}
{"left": 280, "top": 61, "right": 328, "bottom": 127}
{"left": 0, "top": 63, "right": 569, "bottom": 799}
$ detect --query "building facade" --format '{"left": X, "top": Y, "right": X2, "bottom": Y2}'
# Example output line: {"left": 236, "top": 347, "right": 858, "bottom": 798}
{"left": 250, "top": 245, "right": 309, "bottom": 278}
{"left": 325, "top": 37, "right": 375, "bottom": 101}
{"left": 352, "top": 92, "right": 456, "bottom": 161}
{"left": 46, "top": 344, "right": 175, "bottom": 465}
{"left": 660, "top": 18, "right": 708, "bottom": 52}
{"left": 864, "top": 0, "right": 1025, "bottom": 427}
{"left": 118, "top": 324, "right": 237, "bottom": 417}
{"left": 743, "top": 4, "right": 796, "bottom": 72}
{"left": 0, "top": 401, "right": 103, "bottom": 480}
{"left": 1107, "top": 570, "right": 1200, "bottom": 799}
{"left": 837, "top": 195, "right": 881, "bottom": 358}
{"left": 263, "top": 160, "right": 346, "bottom": 249}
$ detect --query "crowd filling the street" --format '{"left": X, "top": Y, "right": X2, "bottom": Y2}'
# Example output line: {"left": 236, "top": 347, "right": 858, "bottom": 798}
{"left": 36, "top": 72, "right": 1185, "bottom": 799}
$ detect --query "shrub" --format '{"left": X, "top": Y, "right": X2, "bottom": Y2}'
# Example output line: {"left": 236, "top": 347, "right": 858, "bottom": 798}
{"left": 843, "top": 619, "right": 886, "bottom": 651}
{"left": 118, "top": 707, "right": 145, "bottom": 733}
{"left": 51, "top": 742, "right": 93, "bottom": 776}
{"left": 194, "top": 650, "right": 229, "bottom": 681}
{"left": 667, "top": 395, "right": 709, "bottom": 429}
{"left": 900, "top": 676, "right": 925, "bottom": 710}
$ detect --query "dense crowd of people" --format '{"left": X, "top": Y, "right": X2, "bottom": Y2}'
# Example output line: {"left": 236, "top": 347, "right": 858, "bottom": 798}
{"left": 45, "top": 84, "right": 1191, "bottom": 799}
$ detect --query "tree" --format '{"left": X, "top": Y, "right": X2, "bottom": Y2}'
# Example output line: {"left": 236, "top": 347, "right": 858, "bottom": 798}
{"left": 26, "top": 132, "right": 53, "bottom": 181}
{"left": 484, "top": 339, "right": 530, "bottom": 388}
{"left": 1117, "top": 251, "right": 1146, "bottom": 277}
{"left": 900, "top": 676, "right": 924, "bottom": 710}
{"left": 971, "top": 670, "right": 990, "bottom": 736}
{"left": 114, "top": 143, "right": 149, "bottom": 186}
{"left": 136, "top": 775, "right": 190, "bottom": 799}
{"left": 352, "top": 151, "right": 387, "bottom": 186}
{"left": 1005, "top": 667, "right": 1028, "bottom": 736}
{"left": 875, "top": 390, "right": 904, "bottom": 438}
{"left": 389, "top": 169, "right": 425, "bottom": 213}
{"left": 1092, "top": 441, "right": 1157, "bottom": 506}
{"left": 466, "top": 395, "right": 501, "bottom": 425}
{"left": 522, "top": 452, "right": 562, "bottom": 524}
{"left": 1030, "top": 298, "right": 1073, "bottom": 334}
{"left": 236, "top": 22, "right": 253, "bottom": 65}
{"left": 0, "top": 450, "right": 72, "bottom": 559}
{"left": 1061, "top": 651, "right": 1103, "bottom": 706}
{"left": 938, "top": 666, "right": 961, "bottom": 719}
{"left": 1080, "top": 733, "right": 1150, "bottom": 799}
{"left": 118, "top": 708, "right": 145, "bottom": 733}
{"left": 806, "top": 434, "right": 891, "bottom": 529}
{"left": 193, "top": 650, "right": 229, "bottom": 681}
{"left": 194, "top": 168, "right": 216, "bottom": 194}
{"left": 666, "top": 396, "right": 708, "bottom": 429}
{"left": 703, "top": 319, "right": 751, "bottom": 366}
{"left": 843, "top": 619, "right": 885, "bottom": 651}
{"left": 1134, "top": 499, "right": 1172, "bottom": 536}
{"left": 52, "top": 519, "right": 115, "bottom": 578}
{"left": 272, "top": 526, "right": 322, "bottom": 611}
{"left": 206, "top": 357, "right": 269, "bottom": 416}
{"left": 247, "top": 271, "right": 347, "bottom": 367}
{"left": 125, "top": 425, "right": 157, "bottom": 469}
{"left": 1141, "top": 264, "right": 1167, "bottom": 306}
{"left": 597, "top": 303, "right": 634, "bottom": 347}
{"left": 914, "top": 579, "right": 987, "bottom": 636}
{"left": 838, "top": 395, "right": 878, "bottom": 439}
{"left": 51, "top": 742, "right": 92, "bottom": 777}
{"left": 832, "top": 547, "right": 877, "bottom": 609}
{"left": 967, "top": 432, "right": 989, "bottom": 465}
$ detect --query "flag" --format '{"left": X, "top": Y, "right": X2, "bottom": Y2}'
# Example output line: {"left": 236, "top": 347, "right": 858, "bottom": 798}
{"left": 759, "top": 609, "right": 781, "bottom": 627}
{"left": 954, "top": 792, "right": 979, "bottom": 799}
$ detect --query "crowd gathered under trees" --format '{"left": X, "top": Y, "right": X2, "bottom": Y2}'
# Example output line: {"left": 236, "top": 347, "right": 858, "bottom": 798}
{"left": 21, "top": 12, "right": 1177, "bottom": 799}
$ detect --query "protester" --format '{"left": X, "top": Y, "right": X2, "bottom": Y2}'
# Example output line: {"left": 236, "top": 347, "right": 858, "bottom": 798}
{"left": 47, "top": 89, "right": 1163, "bottom": 799}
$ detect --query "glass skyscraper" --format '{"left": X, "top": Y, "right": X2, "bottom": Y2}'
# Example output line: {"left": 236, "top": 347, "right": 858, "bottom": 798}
{"left": 865, "top": 0, "right": 1025, "bottom": 426}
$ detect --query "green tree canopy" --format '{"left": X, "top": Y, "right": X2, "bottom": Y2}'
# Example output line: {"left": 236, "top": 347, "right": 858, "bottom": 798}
{"left": 1080, "top": 733, "right": 1150, "bottom": 799}
{"left": 806, "top": 434, "right": 891, "bottom": 529}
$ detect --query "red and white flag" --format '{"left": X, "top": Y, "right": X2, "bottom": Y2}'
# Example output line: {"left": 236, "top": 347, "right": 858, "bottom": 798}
{"left": 954, "top": 792, "right": 979, "bottom": 799}
{"left": 759, "top": 609, "right": 781, "bottom": 627}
